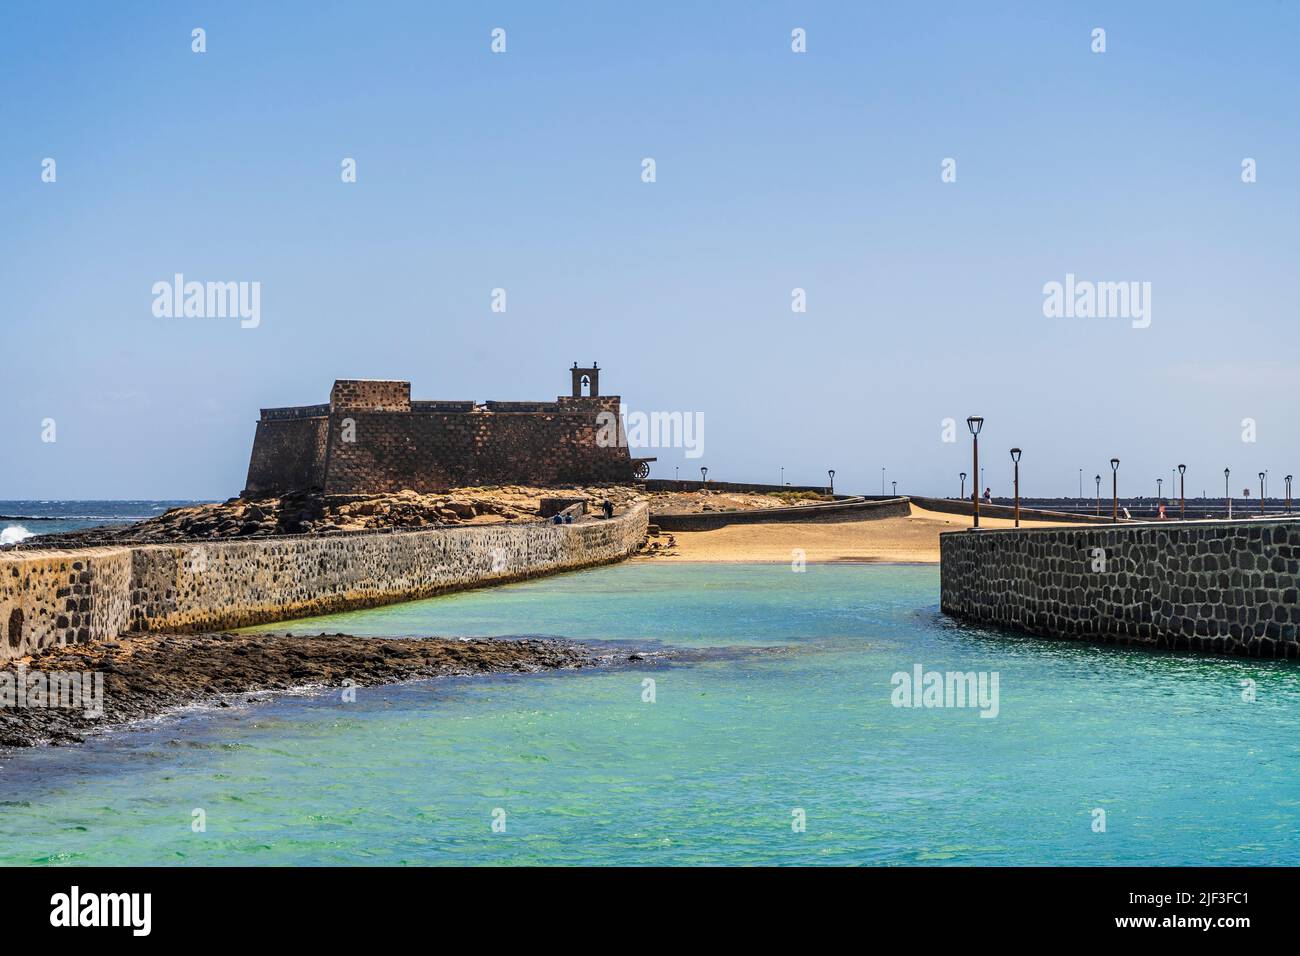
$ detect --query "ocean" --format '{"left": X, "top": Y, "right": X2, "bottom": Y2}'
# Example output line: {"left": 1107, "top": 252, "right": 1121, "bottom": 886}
{"left": 0, "top": 501, "right": 209, "bottom": 544}
{"left": 2, "top": 557, "right": 1297, "bottom": 866}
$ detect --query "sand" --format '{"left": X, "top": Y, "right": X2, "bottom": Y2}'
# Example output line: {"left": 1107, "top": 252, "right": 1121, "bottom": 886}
{"left": 648, "top": 505, "right": 1084, "bottom": 565}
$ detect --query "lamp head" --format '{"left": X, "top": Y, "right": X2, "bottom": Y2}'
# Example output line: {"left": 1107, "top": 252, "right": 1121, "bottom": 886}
{"left": 960, "top": 472, "right": 966, "bottom": 480}
{"left": 1010, "top": 447, "right": 1022, "bottom": 463}
{"left": 1110, "top": 458, "right": 1120, "bottom": 472}
{"left": 1225, "top": 467, "right": 1230, "bottom": 478}
{"left": 828, "top": 469, "right": 834, "bottom": 479}
{"left": 966, "top": 416, "right": 984, "bottom": 437}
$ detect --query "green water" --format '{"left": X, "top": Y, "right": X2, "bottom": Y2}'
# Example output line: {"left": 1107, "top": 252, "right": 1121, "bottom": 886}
{"left": 1, "top": 562, "right": 1297, "bottom": 865}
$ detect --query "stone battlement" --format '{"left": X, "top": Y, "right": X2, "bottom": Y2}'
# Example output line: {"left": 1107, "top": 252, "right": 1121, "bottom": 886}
{"left": 243, "top": 364, "right": 634, "bottom": 497}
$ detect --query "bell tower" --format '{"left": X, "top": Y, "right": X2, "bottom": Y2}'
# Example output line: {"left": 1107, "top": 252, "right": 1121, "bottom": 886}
{"left": 570, "top": 361, "right": 600, "bottom": 398}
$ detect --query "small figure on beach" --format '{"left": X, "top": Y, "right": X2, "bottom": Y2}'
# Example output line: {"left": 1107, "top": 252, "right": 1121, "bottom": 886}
{"left": 982, "top": 488, "right": 992, "bottom": 503}
{"left": 602, "top": 499, "right": 614, "bottom": 519}
{"left": 1157, "top": 502, "right": 1168, "bottom": 520}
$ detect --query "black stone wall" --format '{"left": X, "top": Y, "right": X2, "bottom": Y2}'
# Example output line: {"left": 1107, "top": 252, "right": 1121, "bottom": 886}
{"left": 940, "top": 519, "right": 1300, "bottom": 658}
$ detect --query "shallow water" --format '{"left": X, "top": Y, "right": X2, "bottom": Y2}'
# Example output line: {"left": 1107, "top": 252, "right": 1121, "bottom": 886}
{"left": 1, "top": 562, "right": 1297, "bottom": 865}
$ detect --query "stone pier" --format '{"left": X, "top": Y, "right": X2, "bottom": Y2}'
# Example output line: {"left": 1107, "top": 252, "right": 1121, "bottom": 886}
{"left": 940, "top": 518, "right": 1300, "bottom": 658}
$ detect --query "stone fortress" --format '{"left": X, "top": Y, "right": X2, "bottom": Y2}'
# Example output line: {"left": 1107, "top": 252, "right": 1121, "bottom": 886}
{"left": 243, "top": 364, "right": 644, "bottom": 497}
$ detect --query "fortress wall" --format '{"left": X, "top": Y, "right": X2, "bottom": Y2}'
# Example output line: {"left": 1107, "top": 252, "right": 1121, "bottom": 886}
{"left": 0, "top": 504, "right": 648, "bottom": 660}
{"left": 320, "top": 400, "right": 630, "bottom": 495}
{"left": 243, "top": 416, "right": 328, "bottom": 496}
{"left": 939, "top": 518, "right": 1300, "bottom": 658}
{"left": 330, "top": 379, "right": 411, "bottom": 412}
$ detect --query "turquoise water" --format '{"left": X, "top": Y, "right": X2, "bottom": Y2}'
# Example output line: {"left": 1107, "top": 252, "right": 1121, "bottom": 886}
{"left": 2, "top": 562, "right": 1298, "bottom": 865}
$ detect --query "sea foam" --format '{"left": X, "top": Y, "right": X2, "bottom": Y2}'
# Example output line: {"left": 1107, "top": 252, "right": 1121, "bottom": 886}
{"left": 1, "top": 524, "right": 34, "bottom": 545}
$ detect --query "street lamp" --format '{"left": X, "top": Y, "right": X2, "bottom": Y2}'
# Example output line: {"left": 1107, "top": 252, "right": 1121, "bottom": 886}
{"left": 1286, "top": 475, "right": 1293, "bottom": 514}
{"left": 960, "top": 472, "right": 967, "bottom": 501}
{"left": 967, "top": 417, "right": 984, "bottom": 528}
{"left": 1157, "top": 478, "right": 1163, "bottom": 504}
{"left": 780, "top": 466, "right": 784, "bottom": 487}
{"left": 1260, "top": 472, "right": 1266, "bottom": 515}
{"left": 1110, "top": 458, "right": 1120, "bottom": 523}
{"left": 1010, "top": 448, "right": 1022, "bottom": 527}
{"left": 891, "top": 480, "right": 897, "bottom": 496}
{"left": 828, "top": 469, "right": 835, "bottom": 496}
{"left": 701, "top": 466, "right": 708, "bottom": 486}
{"left": 1094, "top": 474, "right": 1101, "bottom": 516}
{"left": 1225, "top": 468, "right": 1231, "bottom": 519}
{"left": 1178, "top": 464, "right": 1186, "bottom": 519}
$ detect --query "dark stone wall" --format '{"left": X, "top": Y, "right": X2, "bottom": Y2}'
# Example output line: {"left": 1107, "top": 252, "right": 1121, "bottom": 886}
{"left": 940, "top": 519, "right": 1300, "bottom": 658}
{"left": 320, "top": 397, "right": 631, "bottom": 494}
{"left": 243, "top": 417, "right": 328, "bottom": 496}
{"left": 242, "top": 380, "right": 635, "bottom": 496}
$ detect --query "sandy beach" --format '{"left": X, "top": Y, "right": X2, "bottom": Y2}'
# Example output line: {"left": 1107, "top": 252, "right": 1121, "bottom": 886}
{"left": 650, "top": 505, "right": 1083, "bottom": 564}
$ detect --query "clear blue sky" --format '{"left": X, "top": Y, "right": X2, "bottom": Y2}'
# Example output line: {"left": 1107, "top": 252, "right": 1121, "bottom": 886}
{"left": 3, "top": 1, "right": 1297, "bottom": 500}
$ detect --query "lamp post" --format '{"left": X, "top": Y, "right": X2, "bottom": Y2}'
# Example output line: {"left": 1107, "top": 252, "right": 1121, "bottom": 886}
{"left": 1110, "top": 458, "right": 1120, "bottom": 523}
{"left": 960, "top": 472, "right": 967, "bottom": 501}
{"left": 1178, "top": 464, "right": 1186, "bottom": 519}
{"left": 1260, "top": 472, "right": 1266, "bottom": 515}
{"left": 1225, "top": 468, "right": 1231, "bottom": 519}
{"left": 1010, "top": 448, "right": 1022, "bottom": 527}
{"left": 967, "top": 417, "right": 984, "bottom": 528}
{"left": 1094, "top": 474, "right": 1101, "bottom": 516}
{"left": 828, "top": 469, "right": 835, "bottom": 496}
{"left": 891, "top": 480, "right": 897, "bottom": 496}
{"left": 1157, "top": 478, "right": 1163, "bottom": 511}
{"left": 701, "top": 466, "right": 708, "bottom": 487}
{"left": 1286, "top": 475, "right": 1293, "bottom": 514}
{"left": 780, "top": 466, "right": 784, "bottom": 487}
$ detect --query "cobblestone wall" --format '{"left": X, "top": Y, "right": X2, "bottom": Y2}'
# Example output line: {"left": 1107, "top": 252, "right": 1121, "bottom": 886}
{"left": 0, "top": 504, "right": 647, "bottom": 660}
{"left": 940, "top": 519, "right": 1300, "bottom": 658}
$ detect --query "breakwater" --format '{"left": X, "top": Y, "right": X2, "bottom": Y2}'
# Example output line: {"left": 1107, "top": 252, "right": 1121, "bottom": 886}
{"left": 653, "top": 496, "right": 909, "bottom": 531}
{"left": 940, "top": 517, "right": 1300, "bottom": 658}
{"left": 1, "top": 504, "right": 647, "bottom": 660}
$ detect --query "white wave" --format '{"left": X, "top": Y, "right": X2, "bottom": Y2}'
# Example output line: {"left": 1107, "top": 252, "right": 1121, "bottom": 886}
{"left": 1, "top": 524, "right": 35, "bottom": 545}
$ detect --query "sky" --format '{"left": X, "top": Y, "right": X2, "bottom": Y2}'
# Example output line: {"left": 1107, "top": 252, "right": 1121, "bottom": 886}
{"left": 2, "top": 1, "right": 1297, "bottom": 500}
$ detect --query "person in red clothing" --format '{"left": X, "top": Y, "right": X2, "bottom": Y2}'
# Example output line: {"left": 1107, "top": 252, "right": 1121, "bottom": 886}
{"left": 982, "top": 488, "right": 992, "bottom": 503}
